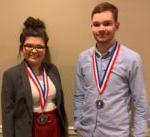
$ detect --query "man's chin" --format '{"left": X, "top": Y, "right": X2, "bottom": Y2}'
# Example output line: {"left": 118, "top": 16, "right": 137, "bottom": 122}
{"left": 97, "top": 40, "right": 109, "bottom": 44}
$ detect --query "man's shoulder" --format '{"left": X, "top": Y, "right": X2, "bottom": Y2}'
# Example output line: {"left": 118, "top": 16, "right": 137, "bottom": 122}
{"left": 119, "top": 44, "right": 143, "bottom": 67}
{"left": 79, "top": 47, "right": 94, "bottom": 59}
{"left": 120, "top": 44, "right": 141, "bottom": 60}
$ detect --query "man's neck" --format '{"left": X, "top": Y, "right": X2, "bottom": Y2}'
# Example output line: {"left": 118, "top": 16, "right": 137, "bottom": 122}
{"left": 96, "top": 40, "right": 116, "bottom": 54}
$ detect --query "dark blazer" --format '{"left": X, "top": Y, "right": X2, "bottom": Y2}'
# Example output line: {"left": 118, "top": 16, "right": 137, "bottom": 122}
{"left": 1, "top": 61, "right": 68, "bottom": 137}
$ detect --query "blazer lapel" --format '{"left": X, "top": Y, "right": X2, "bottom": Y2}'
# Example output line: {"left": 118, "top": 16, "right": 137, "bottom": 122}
{"left": 19, "top": 62, "right": 33, "bottom": 117}
{"left": 45, "top": 65, "right": 61, "bottom": 107}
{"left": 47, "top": 70, "right": 59, "bottom": 91}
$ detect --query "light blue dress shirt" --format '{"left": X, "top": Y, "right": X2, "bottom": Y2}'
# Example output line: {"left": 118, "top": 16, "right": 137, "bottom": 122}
{"left": 74, "top": 43, "right": 148, "bottom": 137}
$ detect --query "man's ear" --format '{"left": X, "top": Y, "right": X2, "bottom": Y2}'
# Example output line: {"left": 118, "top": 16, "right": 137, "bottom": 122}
{"left": 115, "top": 21, "right": 120, "bottom": 30}
{"left": 91, "top": 23, "right": 93, "bottom": 28}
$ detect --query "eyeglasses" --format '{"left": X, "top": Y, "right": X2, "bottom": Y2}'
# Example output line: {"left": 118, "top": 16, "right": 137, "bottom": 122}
{"left": 24, "top": 44, "right": 48, "bottom": 51}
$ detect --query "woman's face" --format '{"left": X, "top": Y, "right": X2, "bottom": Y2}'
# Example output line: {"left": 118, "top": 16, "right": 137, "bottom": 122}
{"left": 22, "top": 36, "right": 46, "bottom": 67}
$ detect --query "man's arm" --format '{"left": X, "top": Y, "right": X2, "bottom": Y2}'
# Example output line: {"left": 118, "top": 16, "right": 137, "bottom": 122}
{"left": 74, "top": 56, "right": 85, "bottom": 130}
{"left": 129, "top": 54, "right": 148, "bottom": 137}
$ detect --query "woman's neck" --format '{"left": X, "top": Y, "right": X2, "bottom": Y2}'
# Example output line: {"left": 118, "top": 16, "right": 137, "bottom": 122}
{"left": 32, "top": 65, "right": 42, "bottom": 76}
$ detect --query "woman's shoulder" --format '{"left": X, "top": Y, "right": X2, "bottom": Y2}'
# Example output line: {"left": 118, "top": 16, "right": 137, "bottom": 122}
{"left": 2, "top": 63, "right": 25, "bottom": 82}
{"left": 3, "top": 63, "right": 23, "bottom": 75}
{"left": 44, "top": 63, "right": 59, "bottom": 73}
{"left": 44, "top": 63, "right": 57, "bottom": 69}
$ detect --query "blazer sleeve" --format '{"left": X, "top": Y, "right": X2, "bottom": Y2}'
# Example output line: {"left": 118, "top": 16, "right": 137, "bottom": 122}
{"left": 1, "top": 71, "right": 15, "bottom": 137}
{"left": 51, "top": 64, "right": 68, "bottom": 137}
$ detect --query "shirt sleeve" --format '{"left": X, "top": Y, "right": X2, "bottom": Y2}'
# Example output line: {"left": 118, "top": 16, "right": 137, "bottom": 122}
{"left": 129, "top": 54, "right": 148, "bottom": 137}
{"left": 74, "top": 55, "right": 85, "bottom": 130}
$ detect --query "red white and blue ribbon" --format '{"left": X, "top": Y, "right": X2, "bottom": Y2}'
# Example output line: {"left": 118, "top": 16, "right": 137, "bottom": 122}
{"left": 26, "top": 63, "right": 49, "bottom": 110}
{"left": 92, "top": 43, "right": 121, "bottom": 96}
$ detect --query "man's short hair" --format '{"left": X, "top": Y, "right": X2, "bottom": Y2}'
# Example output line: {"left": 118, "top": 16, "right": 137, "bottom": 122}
{"left": 91, "top": 2, "right": 118, "bottom": 22}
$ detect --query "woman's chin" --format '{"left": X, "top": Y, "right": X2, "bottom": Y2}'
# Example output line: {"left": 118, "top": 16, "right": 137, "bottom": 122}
{"left": 27, "top": 60, "right": 42, "bottom": 67}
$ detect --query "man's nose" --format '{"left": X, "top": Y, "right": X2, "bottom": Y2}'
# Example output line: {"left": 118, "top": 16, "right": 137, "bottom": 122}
{"left": 98, "top": 24, "right": 105, "bottom": 30}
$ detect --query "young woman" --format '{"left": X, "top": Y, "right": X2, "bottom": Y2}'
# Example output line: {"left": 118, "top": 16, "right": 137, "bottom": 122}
{"left": 1, "top": 16, "right": 68, "bottom": 137}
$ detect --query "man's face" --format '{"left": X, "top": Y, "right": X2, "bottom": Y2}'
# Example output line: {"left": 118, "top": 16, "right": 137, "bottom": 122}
{"left": 91, "top": 11, "right": 119, "bottom": 45}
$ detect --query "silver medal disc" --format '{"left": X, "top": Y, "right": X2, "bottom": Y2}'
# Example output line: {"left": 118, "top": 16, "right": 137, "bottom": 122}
{"left": 37, "top": 113, "right": 48, "bottom": 125}
{"left": 96, "top": 99, "right": 104, "bottom": 109}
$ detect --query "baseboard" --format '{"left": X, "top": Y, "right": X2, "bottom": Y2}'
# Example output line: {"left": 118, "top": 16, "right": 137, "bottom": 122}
{"left": 0, "top": 125, "right": 149, "bottom": 136}
{"left": 0, "top": 125, "right": 2, "bottom": 134}
{"left": 68, "top": 126, "right": 77, "bottom": 135}
{"left": 68, "top": 126, "right": 150, "bottom": 136}
{"left": 0, "top": 125, "right": 77, "bottom": 136}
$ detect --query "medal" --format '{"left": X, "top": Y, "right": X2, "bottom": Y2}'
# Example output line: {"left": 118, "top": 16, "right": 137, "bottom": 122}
{"left": 92, "top": 42, "right": 121, "bottom": 109}
{"left": 26, "top": 61, "right": 50, "bottom": 125}
{"left": 26, "top": 62, "right": 49, "bottom": 110}
{"left": 96, "top": 99, "right": 104, "bottom": 109}
{"left": 37, "top": 113, "right": 48, "bottom": 125}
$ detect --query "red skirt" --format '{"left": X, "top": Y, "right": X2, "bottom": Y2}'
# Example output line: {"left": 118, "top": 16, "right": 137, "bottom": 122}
{"left": 32, "top": 109, "right": 61, "bottom": 137}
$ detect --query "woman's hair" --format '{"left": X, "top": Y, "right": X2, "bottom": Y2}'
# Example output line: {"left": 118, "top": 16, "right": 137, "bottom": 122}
{"left": 18, "top": 16, "right": 51, "bottom": 64}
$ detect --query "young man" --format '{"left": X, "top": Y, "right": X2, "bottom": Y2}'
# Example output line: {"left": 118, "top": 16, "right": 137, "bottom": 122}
{"left": 74, "top": 2, "right": 148, "bottom": 137}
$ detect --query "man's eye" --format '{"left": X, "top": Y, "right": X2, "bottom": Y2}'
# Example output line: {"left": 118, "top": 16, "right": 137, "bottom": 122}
{"left": 103, "top": 22, "right": 112, "bottom": 26}
{"left": 92, "top": 22, "right": 100, "bottom": 27}
{"left": 92, "top": 21, "right": 112, "bottom": 27}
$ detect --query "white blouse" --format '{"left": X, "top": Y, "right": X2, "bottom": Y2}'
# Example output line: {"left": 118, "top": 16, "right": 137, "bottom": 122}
{"left": 29, "top": 76, "right": 56, "bottom": 112}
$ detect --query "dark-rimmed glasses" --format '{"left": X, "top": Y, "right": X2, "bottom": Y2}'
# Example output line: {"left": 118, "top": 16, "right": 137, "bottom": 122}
{"left": 24, "top": 44, "right": 48, "bottom": 51}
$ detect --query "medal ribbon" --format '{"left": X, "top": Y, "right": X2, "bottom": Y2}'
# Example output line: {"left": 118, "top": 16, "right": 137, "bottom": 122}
{"left": 92, "top": 43, "right": 121, "bottom": 95}
{"left": 26, "top": 63, "right": 49, "bottom": 110}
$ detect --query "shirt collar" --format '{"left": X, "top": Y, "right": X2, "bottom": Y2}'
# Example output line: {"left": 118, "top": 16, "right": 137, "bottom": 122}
{"left": 94, "top": 42, "right": 117, "bottom": 59}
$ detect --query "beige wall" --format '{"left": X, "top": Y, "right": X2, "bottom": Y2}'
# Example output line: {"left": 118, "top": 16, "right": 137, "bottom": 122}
{"left": 0, "top": 0, "right": 150, "bottom": 131}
